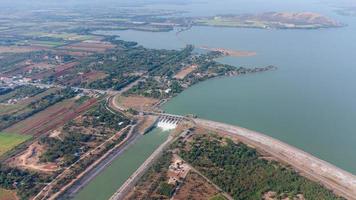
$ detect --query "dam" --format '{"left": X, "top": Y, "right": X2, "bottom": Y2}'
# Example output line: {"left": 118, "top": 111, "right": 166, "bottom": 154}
{"left": 156, "top": 114, "right": 183, "bottom": 131}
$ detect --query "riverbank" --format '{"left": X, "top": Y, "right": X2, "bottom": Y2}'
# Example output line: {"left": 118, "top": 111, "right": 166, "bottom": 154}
{"left": 199, "top": 46, "right": 257, "bottom": 57}
{"left": 109, "top": 133, "right": 177, "bottom": 200}
{"left": 72, "top": 128, "right": 169, "bottom": 200}
{"left": 195, "top": 118, "right": 356, "bottom": 200}
{"left": 57, "top": 126, "right": 141, "bottom": 200}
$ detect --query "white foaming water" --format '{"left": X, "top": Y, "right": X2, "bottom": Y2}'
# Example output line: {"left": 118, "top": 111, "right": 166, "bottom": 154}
{"left": 156, "top": 118, "right": 179, "bottom": 131}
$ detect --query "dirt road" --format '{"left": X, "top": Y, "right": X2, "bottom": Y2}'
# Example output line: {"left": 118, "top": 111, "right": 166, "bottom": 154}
{"left": 33, "top": 126, "right": 133, "bottom": 200}
{"left": 195, "top": 118, "right": 356, "bottom": 200}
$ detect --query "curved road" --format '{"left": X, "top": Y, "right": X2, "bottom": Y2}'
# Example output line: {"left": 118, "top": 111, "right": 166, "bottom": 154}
{"left": 195, "top": 118, "right": 356, "bottom": 200}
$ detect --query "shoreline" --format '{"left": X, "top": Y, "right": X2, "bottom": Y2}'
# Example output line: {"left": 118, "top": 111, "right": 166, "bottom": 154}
{"left": 199, "top": 46, "right": 257, "bottom": 57}
{"left": 195, "top": 118, "right": 356, "bottom": 200}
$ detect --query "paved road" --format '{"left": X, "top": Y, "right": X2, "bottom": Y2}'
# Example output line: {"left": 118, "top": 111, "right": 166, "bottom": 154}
{"left": 195, "top": 118, "right": 356, "bottom": 200}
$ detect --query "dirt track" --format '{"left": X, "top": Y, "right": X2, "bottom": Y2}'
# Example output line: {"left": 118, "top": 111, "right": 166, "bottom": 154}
{"left": 195, "top": 118, "right": 356, "bottom": 200}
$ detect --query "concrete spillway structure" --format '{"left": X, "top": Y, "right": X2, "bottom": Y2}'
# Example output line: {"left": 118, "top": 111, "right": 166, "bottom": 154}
{"left": 156, "top": 114, "right": 182, "bottom": 131}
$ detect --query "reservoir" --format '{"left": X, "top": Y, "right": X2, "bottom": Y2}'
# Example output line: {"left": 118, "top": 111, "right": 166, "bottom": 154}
{"left": 102, "top": 1, "right": 356, "bottom": 174}
{"left": 164, "top": 24, "right": 356, "bottom": 174}
{"left": 73, "top": 128, "right": 169, "bottom": 200}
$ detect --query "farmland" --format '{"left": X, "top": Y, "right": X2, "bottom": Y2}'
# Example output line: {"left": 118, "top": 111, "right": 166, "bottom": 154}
{"left": 0, "top": 86, "right": 78, "bottom": 132}
{"left": 0, "top": 102, "right": 129, "bottom": 200}
{"left": 0, "top": 5, "right": 277, "bottom": 200}
{"left": 4, "top": 96, "right": 98, "bottom": 136}
{"left": 0, "top": 132, "right": 31, "bottom": 156}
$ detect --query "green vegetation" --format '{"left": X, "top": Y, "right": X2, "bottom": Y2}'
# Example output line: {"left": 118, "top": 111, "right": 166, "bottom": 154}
{"left": 193, "top": 13, "right": 343, "bottom": 29}
{"left": 39, "top": 103, "right": 129, "bottom": 166}
{"left": 0, "top": 87, "right": 78, "bottom": 130}
{"left": 0, "top": 85, "right": 45, "bottom": 103}
{"left": 0, "top": 102, "right": 130, "bottom": 199}
{"left": 0, "top": 164, "right": 48, "bottom": 200}
{"left": 178, "top": 134, "right": 343, "bottom": 200}
{"left": 123, "top": 46, "right": 273, "bottom": 99}
{"left": 0, "top": 132, "right": 31, "bottom": 156}
{"left": 39, "top": 132, "right": 92, "bottom": 165}
{"left": 209, "top": 194, "right": 227, "bottom": 200}
{"left": 157, "top": 182, "right": 175, "bottom": 197}
{"left": 69, "top": 44, "right": 194, "bottom": 92}
{"left": 26, "top": 32, "right": 93, "bottom": 41}
{"left": 28, "top": 40, "right": 66, "bottom": 47}
{"left": 128, "top": 152, "right": 173, "bottom": 199}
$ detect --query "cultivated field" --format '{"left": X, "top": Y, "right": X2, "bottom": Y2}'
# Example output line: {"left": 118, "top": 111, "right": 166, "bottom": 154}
{"left": 0, "top": 46, "right": 47, "bottom": 54}
{"left": 4, "top": 98, "right": 97, "bottom": 136}
{"left": 0, "top": 132, "right": 31, "bottom": 156}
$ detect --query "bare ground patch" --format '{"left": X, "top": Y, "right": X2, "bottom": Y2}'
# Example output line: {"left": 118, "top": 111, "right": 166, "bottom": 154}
{"left": 59, "top": 40, "right": 115, "bottom": 53}
{"left": 117, "top": 95, "right": 159, "bottom": 112}
{"left": 8, "top": 142, "right": 59, "bottom": 173}
{"left": 173, "top": 171, "right": 220, "bottom": 200}
{"left": 0, "top": 188, "right": 18, "bottom": 200}
{"left": 173, "top": 64, "right": 198, "bottom": 80}
{"left": 0, "top": 46, "right": 48, "bottom": 54}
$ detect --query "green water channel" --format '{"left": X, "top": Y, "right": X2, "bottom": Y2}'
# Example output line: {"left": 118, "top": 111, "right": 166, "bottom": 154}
{"left": 73, "top": 128, "right": 169, "bottom": 200}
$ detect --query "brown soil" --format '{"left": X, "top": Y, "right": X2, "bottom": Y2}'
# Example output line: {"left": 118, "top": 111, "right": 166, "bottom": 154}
{"left": 0, "top": 46, "right": 47, "bottom": 54}
{"left": 118, "top": 96, "right": 159, "bottom": 112}
{"left": 66, "top": 71, "right": 107, "bottom": 85}
{"left": 0, "top": 188, "right": 18, "bottom": 200}
{"left": 8, "top": 142, "right": 59, "bottom": 173}
{"left": 56, "top": 50, "right": 93, "bottom": 57}
{"left": 60, "top": 40, "right": 115, "bottom": 53}
{"left": 24, "top": 62, "right": 54, "bottom": 71}
{"left": 173, "top": 171, "right": 220, "bottom": 200}
{"left": 174, "top": 64, "right": 198, "bottom": 80}
{"left": 262, "top": 191, "right": 305, "bottom": 200}
{"left": 200, "top": 46, "right": 257, "bottom": 57}
{"left": 135, "top": 115, "right": 158, "bottom": 135}
{"left": 4, "top": 98, "right": 97, "bottom": 136}
{"left": 264, "top": 12, "right": 341, "bottom": 26}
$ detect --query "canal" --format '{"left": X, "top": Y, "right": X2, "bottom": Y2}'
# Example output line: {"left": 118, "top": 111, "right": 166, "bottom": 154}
{"left": 73, "top": 128, "right": 169, "bottom": 200}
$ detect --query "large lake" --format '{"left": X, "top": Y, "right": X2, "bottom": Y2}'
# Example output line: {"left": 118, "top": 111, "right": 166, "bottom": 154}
{"left": 98, "top": 0, "right": 356, "bottom": 174}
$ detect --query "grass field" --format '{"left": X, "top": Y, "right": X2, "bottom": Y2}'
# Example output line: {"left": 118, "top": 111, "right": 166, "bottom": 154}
{"left": 31, "top": 40, "right": 67, "bottom": 47}
{"left": 16, "top": 40, "right": 67, "bottom": 47}
{"left": 27, "top": 32, "right": 94, "bottom": 41}
{"left": 0, "top": 104, "right": 25, "bottom": 115}
{"left": 0, "top": 188, "right": 17, "bottom": 200}
{"left": 0, "top": 132, "right": 31, "bottom": 156}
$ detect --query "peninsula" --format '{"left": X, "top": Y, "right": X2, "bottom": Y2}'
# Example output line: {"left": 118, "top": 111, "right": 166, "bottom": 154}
{"left": 193, "top": 12, "right": 345, "bottom": 29}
